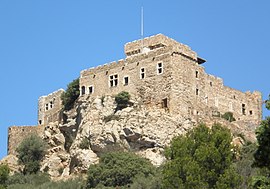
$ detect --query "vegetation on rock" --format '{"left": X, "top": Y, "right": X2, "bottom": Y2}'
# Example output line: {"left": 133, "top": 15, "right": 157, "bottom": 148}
{"left": 115, "top": 91, "right": 130, "bottom": 111}
{"left": 61, "top": 78, "right": 80, "bottom": 111}
{"left": 79, "top": 137, "right": 90, "bottom": 150}
{"left": 0, "top": 164, "right": 9, "bottom": 189}
{"left": 16, "top": 135, "right": 47, "bottom": 174}
{"left": 221, "top": 112, "right": 236, "bottom": 122}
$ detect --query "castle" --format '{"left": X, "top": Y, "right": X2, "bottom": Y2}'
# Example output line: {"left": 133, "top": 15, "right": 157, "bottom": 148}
{"left": 8, "top": 34, "right": 262, "bottom": 155}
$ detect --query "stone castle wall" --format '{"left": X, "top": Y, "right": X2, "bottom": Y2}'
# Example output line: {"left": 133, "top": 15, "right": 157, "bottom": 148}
{"left": 38, "top": 89, "right": 64, "bottom": 126}
{"left": 7, "top": 126, "right": 44, "bottom": 155}
{"left": 79, "top": 34, "right": 262, "bottom": 124}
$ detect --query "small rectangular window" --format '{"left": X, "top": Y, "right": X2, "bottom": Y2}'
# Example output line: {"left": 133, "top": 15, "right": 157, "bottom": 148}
{"left": 162, "top": 98, "right": 168, "bottom": 109}
{"left": 109, "top": 74, "right": 118, "bottom": 87}
{"left": 157, "top": 62, "right": 163, "bottom": 75}
{"left": 50, "top": 101, "right": 53, "bottom": 109}
{"left": 249, "top": 110, "right": 253, "bottom": 115}
{"left": 140, "top": 68, "right": 145, "bottom": 79}
{"left": 195, "top": 71, "right": 198, "bottom": 78}
{"left": 45, "top": 104, "right": 49, "bottom": 111}
{"left": 196, "top": 88, "right": 199, "bottom": 96}
{"left": 81, "top": 86, "right": 86, "bottom": 95}
{"left": 123, "top": 76, "right": 129, "bottom": 86}
{"left": 242, "top": 104, "right": 246, "bottom": 115}
{"left": 89, "top": 86, "right": 94, "bottom": 94}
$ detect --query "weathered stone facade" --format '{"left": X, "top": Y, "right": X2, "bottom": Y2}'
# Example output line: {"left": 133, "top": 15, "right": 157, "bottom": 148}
{"left": 38, "top": 89, "right": 64, "bottom": 126}
{"left": 7, "top": 126, "right": 44, "bottom": 155}
{"left": 80, "top": 34, "right": 262, "bottom": 124}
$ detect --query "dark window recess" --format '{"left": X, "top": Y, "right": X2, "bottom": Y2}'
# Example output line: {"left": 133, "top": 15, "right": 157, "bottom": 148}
{"left": 210, "top": 82, "right": 213, "bottom": 86}
{"left": 140, "top": 68, "right": 145, "bottom": 79}
{"left": 122, "top": 67, "right": 125, "bottom": 70}
{"left": 124, "top": 77, "right": 129, "bottom": 85}
{"left": 93, "top": 75, "right": 96, "bottom": 78}
{"left": 109, "top": 74, "right": 118, "bottom": 87}
{"left": 45, "top": 104, "right": 49, "bottom": 111}
{"left": 195, "top": 71, "right": 199, "bottom": 78}
{"left": 105, "top": 71, "right": 108, "bottom": 75}
{"left": 162, "top": 98, "right": 168, "bottom": 109}
{"left": 157, "top": 63, "right": 163, "bottom": 74}
{"left": 89, "top": 86, "right": 93, "bottom": 94}
{"left": 242, "top": 104, "right": 246, "bottom": 115}
{"left": 249, "top": 110, "right": 253, "bottom": 115}
{"left": 50, "top": 101, "right": 53, "bottom": 109}
{"left": 81, "top": 86, "right": 86, "bottom": 95}
{"left": 39, "top": 120, "right": 42, "bottom": 125}
{"left": 233, "top": 95, "right": 236, "bottom": 99}
{"left": 196, "top": 88, "right": 199, "bottom": 96}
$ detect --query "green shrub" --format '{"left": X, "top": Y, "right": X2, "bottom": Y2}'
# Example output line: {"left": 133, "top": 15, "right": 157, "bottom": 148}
{"left": 61, "top": 78, "right": 80, "bottom": 111}
{"left": 103, "top": 114, "right": 120, "bottom": 123}
{"left": 16, "top": 135, "right": 47, "bottom": 174}
{"left": 115, "top": 91, "right": 130, "bottom": 111}
{"left": 79, "top": 137, "right": 90, "bottom": 150}
{"left": 221, "top": 112, "right": 236, "bottom": 122}
{"left": 86, "top": 151, "right": 156, "bottom": 188}
{"left": 0, "top": 164, "right": 10, "bottom": 188}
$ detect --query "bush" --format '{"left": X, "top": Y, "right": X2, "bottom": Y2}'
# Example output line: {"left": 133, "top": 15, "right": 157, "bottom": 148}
{"left": 79, "top": 137, "right": 90, "bottom": 150}
{"left": 221, "top": 112, "right": 236, "bottom": 122}
{"left": 61, "top": 78, "right": 80, "bottom": 111}
{"left": 162, "top": 123, "right": 241, "bottom": 189}
{"left": 103, "top": 114, "right": 120, "bottom": 123}
{"left": 86, "top": 152, "right": 156, "bottom": 188}
{"left": 16, "top": 135, "right": 47, "bottom": 174}
{"left": 0, "top": 164, "right": 10, "bottom": 188}
{"left": 115, "top": 91, "right": 130, "bottom": 111}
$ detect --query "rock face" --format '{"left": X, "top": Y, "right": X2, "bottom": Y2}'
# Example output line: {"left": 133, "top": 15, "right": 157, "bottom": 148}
{"left": 36, "top": 95, "right": 257, "bottom": 179}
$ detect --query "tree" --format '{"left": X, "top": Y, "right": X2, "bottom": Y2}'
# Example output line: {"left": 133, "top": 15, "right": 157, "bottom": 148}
{"left": 115, "top": 91, "right": 130, "bottom": 111}
{"left": 0, "top": 164, "right": 9, "bottom": 188}
{"left": 86, "top": 152, "right": 156, "bottom": 188}
{"left": 61, "top": 78, "right": 80, "bottom": 111}
{"left": 221, "top": 112, "right": 236, "bottom": 122}
{"left": 16, "top": 135, "right": 47, "bottom": 174}
{"left": 162, "top": 124, "right": 241, "bottom": 189}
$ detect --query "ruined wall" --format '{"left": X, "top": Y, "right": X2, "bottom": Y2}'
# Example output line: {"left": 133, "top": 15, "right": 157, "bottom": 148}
{"left": 38, "top": 89, "right": 64, "bottom": 126}
{"left": 7, "top": 126, "right": 44, "bottom": 155}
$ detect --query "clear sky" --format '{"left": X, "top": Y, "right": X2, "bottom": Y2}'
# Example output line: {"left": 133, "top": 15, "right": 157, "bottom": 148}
{"left": 0, "top": 1, "right": 269, "bottom": 159}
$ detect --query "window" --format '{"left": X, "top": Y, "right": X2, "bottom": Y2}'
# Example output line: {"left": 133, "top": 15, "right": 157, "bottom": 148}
{"left": 242, "top": 104, "right": 246, "bottom": 115}
{"left": 39, "top": 120, "right": 42, "bottom": 125}
{"left": 162, "top": 98, "right": 168, "bottom": 109}
{"left": 89, "top": 86, "right": 94, "bottom": 94}
{"left": 123, "top": 76, "right": 129, "bottom": 86}
{"left": 195, "top": 71, "right": 199, "bottom": 78}
{"left": 50, "top": 101, "right": 53, "bottom": 109}
{"left": 196, "top": 88, "right": 199, "bottom": 96}
{"left": 81, "top": 86, "right": 86, "bottom": 95}
{"left": 210, "top": 81, "right": 213, "bottom": 86}
{"left": 249, "top": 110, "right": 253, "bottom": 115}
{"left": 140, "top": 68, "right": 145, "bottom": 79}
{"left": 109, "top": 74, "right": 118, "bottom": 87}
{"left": 157, "top": 62, "right": 163, "bottom": 74}
{"left": 45, "top": 104, "right": 49, "bottom": 111}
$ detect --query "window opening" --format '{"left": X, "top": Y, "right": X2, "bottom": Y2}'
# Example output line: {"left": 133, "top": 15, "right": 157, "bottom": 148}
{"left": 124, "top": 76, "right": 129, "bottom": 86}
{"left": 122, "top": 67, "right": 125, "bottom": 70}
{"left": 210, "top": 82, "right": 213, "bottom": 86}
{"left": 93, "top": 75, "right": 96, "bottom": 78}
{"left": 109, "top": 74, "right": 118, "bottom": 87}
{"left": 162, "top": 98, "right": 168, "bottom": 109}
{"left": 242, "top": 104, "right": 246, "bottom": 115}
{"left": 157, "top": 62, "right": 163, "bottom": 74}
{"left": 249, "top": 110, "right": 253, "bottom": 115}
{"left": 45, "top": 104, "right": 49, "bottom": 111}
{"left": 39, "top": 120, "right": 42, "bottom": 125}
{"left": 195, "top": 71, "right": 198, "bottom": 78}
{"left": 140, "top": 68, "right": 145, "bottom": 79}
{"left": 105, "top": 71, "right": 108, "bottom": 75}
{"left": 81, "top": 86, "right": 86, "bottom": 95}
{"left": 89, "top": 86, "right": 94, "bottom": 94}
{"left": 50, "top": 101, "right": 53, "bottom": 109}
{"left": 196, "top": 88, "right": 199, "bottom": 96}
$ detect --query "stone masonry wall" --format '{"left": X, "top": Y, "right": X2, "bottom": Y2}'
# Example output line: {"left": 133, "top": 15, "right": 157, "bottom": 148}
{"left": 38, "top": 89, "right": 64, "bottom": 126}
{"left": 80, "top": 34, "right": 262, "bottom": 124}
{"left": 7, "top": 126, "right": 44, "bottom": 155}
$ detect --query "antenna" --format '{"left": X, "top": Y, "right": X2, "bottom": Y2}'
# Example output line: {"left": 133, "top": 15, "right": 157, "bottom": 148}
{"left": 141, "top": 7, "right": 144, "bottom": 51}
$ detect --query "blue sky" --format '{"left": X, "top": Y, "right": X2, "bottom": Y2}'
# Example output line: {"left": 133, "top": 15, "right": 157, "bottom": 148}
{"left": 0, "top": 1, "right": 269, "bottom": 159}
